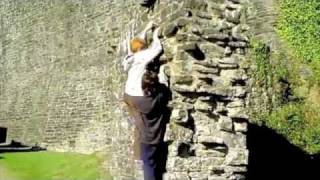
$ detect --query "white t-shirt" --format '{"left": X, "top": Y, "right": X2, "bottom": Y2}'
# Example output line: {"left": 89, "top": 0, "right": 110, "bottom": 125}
{"left": 124, "top": 34, "right": 162, "bottom": 96}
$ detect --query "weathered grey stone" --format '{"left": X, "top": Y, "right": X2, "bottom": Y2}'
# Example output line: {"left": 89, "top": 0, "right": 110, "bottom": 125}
{"left": 167, "top": 157, "right": 202, "bottom": 172}
{"left": 179, "top": 42, "right": 198, "bottom": 52}
{"left": 224, "top": 46, "right": 232, "bottom": 56}
{"left": 194, "top": 58, "right": 219, "bottom": 68}
{"left": 196, "top": 135, "right": 224, "bottom": 145}
{"left": 228, "top": 41, "right": 248, "bottom": 48}
{"left": 172, "top": 84, "right": 197, "bottom": 93}
{"left": 225, "top": 148, "right": 249, "bottom": 165}
{"left": 195, "top": 99, "right": 214, "bottom": 112}
{"left": 218, "top": 116, "right": 233, "bottom": 131}
{"left": 224, "top": 166, "right": 247, "bottom": 173}
{"left": 227, "top": 107, "right": 248, "bottom": 119}
{"left": 176, "top": 33, "right": 202, "bottom": 42}
{"left": 219, "top": 57, "right": 238, "bottom": 64}
{"left": 232, "top": 25, "right": 249, "bottom": 42}
{"left": 171, "top": 108, "right": 190, "bottom": 124}
{"left": 176, "top": 17, "right": 191, "bottom": 27}
{"left": 196, "top": 12, "right": 213, "bottom": 19}
{"left": 185, "top": 0, "right": 208, "bottom": 10}
{"left": 208, "top": 176, "right": 228, "bottom": 180}
{"left": 171, "top": 75, "right": 194, "bottom": 85}
{"left": 228, "top": 0, "right": 241, "bottom": 4}
{"left": 228, "top": 174, "right": 246, "bottom": 180}
{"left": 215, "top": 102, "right": 227, "bottom": 114}
{"left": 195, "top": 144, "right": 227, "bottom": 157}
{"left": 201, "top": 157, "right": 225, "bottom": 170}
{"left": 219, "top": 131, "right": 247, "bottom": 148}
{"left": 198, "top": 43, "right": 225, "bottom": 57}
{"left": 193, "top": 65, "right": 220, "bottom": 74}
{"left": 189, "top": 171, "right": 209, "bottom": 180}
{"left": 233, "top": 122, "right": 248, "bottom": 132}
{"left": 224, "top": 9, "right": 241, "bottom": 24}
{"left": 163, "top": 23, "right": 179, "bottom": 37}
{"left": 226, "top": 99, "right": 245, "bottom": 108}
{"left": 164, "top": 124, "right": 194, "bottom": 142}
{"left": 203, "top": 33, "right": 230, "bottom": 42}
{"left": 164, "top": 172, "right": 191, "bottom": 180}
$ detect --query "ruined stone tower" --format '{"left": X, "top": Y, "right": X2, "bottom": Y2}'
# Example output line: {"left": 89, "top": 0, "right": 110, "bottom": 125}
{"left": 0, "top": 0, "right": 256, "bottom": 179}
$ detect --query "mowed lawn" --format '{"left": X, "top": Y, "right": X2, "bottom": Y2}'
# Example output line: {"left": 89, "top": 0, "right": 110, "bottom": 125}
{"left": 0, "top": 151, "right": 112, "bottom": 180}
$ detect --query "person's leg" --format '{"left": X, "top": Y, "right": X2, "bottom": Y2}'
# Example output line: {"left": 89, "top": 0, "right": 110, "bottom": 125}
{"left": 154, "top": 142, "right": 170, "bottom": 180}
{"left": 141, "top": 143, "right": 157, "bottom": 180}
{"left": 133, "top": 127, "right": 141, "bottom": 160}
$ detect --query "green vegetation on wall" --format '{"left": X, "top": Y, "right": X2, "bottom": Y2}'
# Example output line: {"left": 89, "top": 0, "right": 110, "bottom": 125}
{"left": 277, "top": 0, "right": 320, "bottom": 83}
{"left": 249, "top": 0, "right": 320, "bottom": 154}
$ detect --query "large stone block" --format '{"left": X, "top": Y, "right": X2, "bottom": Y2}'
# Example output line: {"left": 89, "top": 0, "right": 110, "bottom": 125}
{"left": 225, "top": 148, "right": 249, "bottom": 165}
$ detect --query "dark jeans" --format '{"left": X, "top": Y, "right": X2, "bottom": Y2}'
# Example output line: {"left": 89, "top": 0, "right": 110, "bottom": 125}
{"left": 141, "top": 143, "right": 167, "bottom": 180}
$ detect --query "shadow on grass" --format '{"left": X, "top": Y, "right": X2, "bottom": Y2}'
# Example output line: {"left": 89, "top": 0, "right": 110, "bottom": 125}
{"left": 246, "top": 123, "right": 320, "bottom": 180}
{"left": 0, "top": 140, "right": 46, "bottom": 153}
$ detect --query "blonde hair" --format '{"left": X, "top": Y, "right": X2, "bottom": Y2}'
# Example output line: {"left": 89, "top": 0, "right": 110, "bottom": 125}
{"left": 130, "top": 38, "right": 147, "bottom": 53}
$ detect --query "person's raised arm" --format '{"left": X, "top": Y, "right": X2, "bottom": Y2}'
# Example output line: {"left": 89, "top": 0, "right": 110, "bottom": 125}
{"left": 136, "top": 27, "right": 163, "bottom": 65}
{"left": 138, "top": 21, "right": 154, "bottom": 42}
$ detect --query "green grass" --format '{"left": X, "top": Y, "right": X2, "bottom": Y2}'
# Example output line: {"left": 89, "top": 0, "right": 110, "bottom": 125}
{"left": 277, "top": 0, "right": 320, "bottom": 83}
{"left": 249, "top": 0, "right": 320, "bottom": 154}
{"left": 0, "top": 151, "right": 112, "bottom": 180}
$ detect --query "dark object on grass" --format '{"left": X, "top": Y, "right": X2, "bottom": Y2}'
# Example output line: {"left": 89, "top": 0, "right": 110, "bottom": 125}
{"left": 140, "top": 0, "right": 157, "bottom": 8}
{"left": 0, "top": 127, "right": 7, "bottom": 143}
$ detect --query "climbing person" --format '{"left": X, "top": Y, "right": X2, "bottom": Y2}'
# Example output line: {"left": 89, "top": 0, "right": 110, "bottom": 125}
{"left": 130, "top": 69, "right": 171, "bottom": 180}
{"left": 122, "top": 21, "right": 163, "bottom": 161}
{"left": 122, "top": 20, "right": 170, "bottom": 180}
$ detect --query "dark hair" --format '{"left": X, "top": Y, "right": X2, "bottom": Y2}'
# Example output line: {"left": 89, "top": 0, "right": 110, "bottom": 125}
{"left": 142, "top": 70, "right": 159, "bottom": 96}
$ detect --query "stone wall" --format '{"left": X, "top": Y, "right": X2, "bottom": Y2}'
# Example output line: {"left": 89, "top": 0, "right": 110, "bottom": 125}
{"left": 0, "top": 0, "right": 251, "bottom": 179}
{"left": 0, "top": 0, "right": 136, "bottom": 153}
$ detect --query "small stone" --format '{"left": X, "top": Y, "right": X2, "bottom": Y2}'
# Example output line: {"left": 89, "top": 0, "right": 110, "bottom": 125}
{"left": 163, "top": 23, "right": 178, "bottom": 37}
{"left": 195, "top": 99, "right": 213, "bottom": 112}
{"left": 172, "top": 84, "right": 197, "bottom": 93}
{"left": 179, "top": 42, "right": 198, "bottom": 51}
{"left": 224, "top": 165, "right": 247, "bottom": 173}
{"left": 171, "top": 75, "right": 194, "bottom": 85}
{"left": 194, "top": 58, "right": 219, "bottom": 68}
{"left": 201, "top": 157, "right": 225, "bottom": 169}
{"left": 197, "top": 135, "right": 224, "bottom": 144}
{"left": 171, "top": 108, "right": 189, "bottom": 124}
{"left": 219, "top": 131, "right": 246, "bottom": 148}
{"left": 226, "top": 99, "right": 245, "bottom": 108}
{"left": 228, "top": 41, "right": 248, "bottom": 48}
{"left": 228, "top": 0, "right": 241, "bottom": 4}
{"left": 225, "top": 148, "right": 249, "bottom": 165}
{"left": 218, "top": 63, "right": 239, "bottom": 69}
{"left": 224, "top": 9, "right": 241, "bottom": 24}
{"left": 202, "top": 28, "right": 221, "bottom": 35}
{"left": 176, "top": 17, "right": 191, "bottom": 27}
{"left": 196, "top": 11, "right": 213, "bottom": 19}
{"left": 234, "top": 122, "right": 248, "bottom": 132}
{"left": 203, "top": 33, "right": 230, "bottom": 42}
{"left": 219, "top": 57, "right": 238, "bottom": 64}
{"left": 193, "top": 65, "right": 220, "bottom": 74}
{"left": 163, "top": 172, "right": 191, "bottom": 180}
{"left": 208, "top": 176, "right": 228, "bottom": 180}
{"left": 218, "top": 116, "right": 233, "bottom": 131}
{"left": 189, "top": 172, "right": 210, "bottom": 180}
{"left": 195, "top": 144, "right": 226, "bottom": 157}
{"left": 176, "top": 33, "right": 201, "bottom": 42}
{"left": 185, "top": 0, "right": 208, "bottom": 10}
{"left": 224, "top": 46, "right": 232, "bottom": 56}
